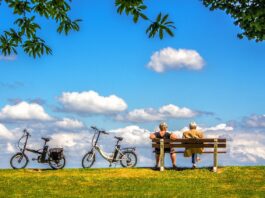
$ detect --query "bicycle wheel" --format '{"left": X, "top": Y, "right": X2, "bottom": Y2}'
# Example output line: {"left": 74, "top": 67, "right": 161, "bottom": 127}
{"left": 120, "top": 151, "right": 137, "bottom": 168}
{"left": 10, "top": 153, "right": 29, "bottom": 169}
{"left": 48, "top": 156, "right": 66, "bottom": 170}
{"left": 82, "top": 152, "right": 95, "bottom": 168}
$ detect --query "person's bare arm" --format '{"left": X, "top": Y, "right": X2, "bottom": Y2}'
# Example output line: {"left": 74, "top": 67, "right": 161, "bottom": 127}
{"left": 170, "top": 133, "right": 177, "bottom": 140}
{"left": 150, "top": 133, "right": 156, "bottom": 140}
{"left": 199, "top": 131, "right": 204, "bottom": 138}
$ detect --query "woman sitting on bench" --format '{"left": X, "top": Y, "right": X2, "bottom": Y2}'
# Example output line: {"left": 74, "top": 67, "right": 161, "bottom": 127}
{"left": 149, "top": 122, "right": 177, "bottom": 169}
{"left": 182, "top": 122, "right": 204, "bottom": 168}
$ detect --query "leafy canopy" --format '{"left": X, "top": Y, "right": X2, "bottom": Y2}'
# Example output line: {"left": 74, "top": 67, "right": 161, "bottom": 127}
{"left": 0, "top": 0, "right": 264, "bottom": 58}
{"left": 203, "top": 0, "right": 265, "bottom": 42}
{"left": 0, "top": 0, "right": 81, "bottom": 58}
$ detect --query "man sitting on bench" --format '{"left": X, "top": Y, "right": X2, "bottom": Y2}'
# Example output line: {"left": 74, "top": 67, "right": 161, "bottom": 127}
{"left": 182, "top": 122, "right": 204, "bottom": 168}
{"left": 149, "top": 122, "right": 177, "bottom": 169}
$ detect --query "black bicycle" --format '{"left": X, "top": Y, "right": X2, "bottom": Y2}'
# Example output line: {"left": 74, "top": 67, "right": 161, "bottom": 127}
{"left": 10, "top": 129, "right": 66, "bottom": 169}
{"left": 82, "top": 126, "right": 137, "bottom": 168}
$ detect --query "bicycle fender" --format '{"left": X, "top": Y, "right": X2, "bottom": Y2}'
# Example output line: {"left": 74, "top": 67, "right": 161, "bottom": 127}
{"left": 121, "top": 147, "right": 136, "bottom": 151}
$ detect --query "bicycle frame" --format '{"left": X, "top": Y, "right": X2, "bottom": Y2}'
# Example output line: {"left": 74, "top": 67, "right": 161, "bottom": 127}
{"left": 19, "top": 132, "right": 49, "bottom": 163}
{"left": 93, "top": 145, "right": 124, "bottom": 162}
{"left": 89, "top": 127, "right": 134, "bottom": 164}
{"left": 82, "top": 126, "right": 137, "bottom": 168}
{"left": 11, "top": 129, "right": 66, "bottom": 170}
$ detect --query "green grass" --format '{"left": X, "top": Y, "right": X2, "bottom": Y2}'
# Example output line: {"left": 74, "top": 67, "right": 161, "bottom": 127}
{"left": 0, "top": 167, "right": 264, "bottom": 197}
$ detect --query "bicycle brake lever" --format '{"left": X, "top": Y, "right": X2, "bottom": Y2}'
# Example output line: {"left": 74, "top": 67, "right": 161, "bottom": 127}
{"left": 91, "top": 126, "right": 97, "bottom": 130}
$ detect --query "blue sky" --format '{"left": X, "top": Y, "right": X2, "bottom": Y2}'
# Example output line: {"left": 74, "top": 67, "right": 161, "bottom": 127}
{"left": 0, "top": 0, "right": 265, "bottom": 168}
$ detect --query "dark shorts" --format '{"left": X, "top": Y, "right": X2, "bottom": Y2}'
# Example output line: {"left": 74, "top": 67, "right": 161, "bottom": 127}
{"left": 155, "top": 148, "right": 175, "bottom": 154}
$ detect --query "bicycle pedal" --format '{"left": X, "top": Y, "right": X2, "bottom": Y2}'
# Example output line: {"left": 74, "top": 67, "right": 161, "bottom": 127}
{"left": 32, "top": 158, "right": 37, "bottom": 161}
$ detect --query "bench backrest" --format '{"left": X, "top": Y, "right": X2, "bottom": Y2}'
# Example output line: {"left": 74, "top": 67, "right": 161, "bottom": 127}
{"left": 152, "top": 138, "right": 226, "bottom": 149}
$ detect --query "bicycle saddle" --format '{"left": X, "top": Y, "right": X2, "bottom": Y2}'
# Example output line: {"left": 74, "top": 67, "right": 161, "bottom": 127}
{"left": 41, "top": 137, "right": 50, "bottom": 142}
{"left": 114, "top": 136, "right": 123, "bottom": 141}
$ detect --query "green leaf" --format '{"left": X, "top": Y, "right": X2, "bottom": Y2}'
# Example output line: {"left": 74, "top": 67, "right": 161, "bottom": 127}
{"left": 159, "top": 28, "right": 163, "bottom": 39}
{"left": 156, "top": 13, "right": 162, "bottom": 22}
{"left": 164, "top": 27, "right": 174, "bottom": 37}
{"left": 161, "top": 14, "right": 169, "bottom": 24}
{"left": 139, "top": 13, "right": 148, "bottom": 20}
{"left": 133, "top": 14, "right": 139, "bottom": 23}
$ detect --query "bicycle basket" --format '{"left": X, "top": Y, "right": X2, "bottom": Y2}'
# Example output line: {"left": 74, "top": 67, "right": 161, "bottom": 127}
{"left": 49, "top": 148, "right": 63, "bottom": 160}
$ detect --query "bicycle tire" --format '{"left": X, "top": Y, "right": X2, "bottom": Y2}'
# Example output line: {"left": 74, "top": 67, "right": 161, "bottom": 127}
{"left": 120, "top": 151, "right": 137, "bottom": 168}
{"left": 10, "top": 153, "right": 29, "bottom": 169}
{"left": 48, "top": 155, "right": 66, "bottom": 170}
{"left": 82, "top": 152, "right": 95, "bottom": 168}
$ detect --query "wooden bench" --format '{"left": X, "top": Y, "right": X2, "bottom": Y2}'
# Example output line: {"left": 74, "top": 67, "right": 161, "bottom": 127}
{"left": 152, "top": 138, "right": 227, "bottom": 172}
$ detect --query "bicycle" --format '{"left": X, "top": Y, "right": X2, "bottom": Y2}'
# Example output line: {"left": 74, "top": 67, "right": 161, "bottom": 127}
{"left": 10, "top": 129, "right": 66, "bottom": 170}
{"left": 82, "top": 126, "right": 137, "bottom": 168}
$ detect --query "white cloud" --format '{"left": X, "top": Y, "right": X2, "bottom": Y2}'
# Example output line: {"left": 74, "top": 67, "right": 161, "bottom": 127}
{"left": 147, "top": 47, "right": 205, "bottom": 73}
{"left": 50, "top": 126, "right": 151, "bottom": 159}
{"left": 110, "top": 125, "right": 150, "bottom": 146}
{"left": 230, "top": 133, "right": 265, "bottom": 162}
{"left": 159, "top": 104, "right": 196, "bottom": 118}
{"left": 138, "top": 155, "right": 154, "bottom": 164}
{"left": 117, "top": 104, "right": 197, "bottom": 122}
{"left": 55, "top": 118, "right": 85, "bottom": 129}
{"left": 59, "top": 91, "right": 128, "bottom": 115}
{"left": 6, "top": 142, "right": 15, "bottom": 153}
{"left": 118, "top": 108, "right": 160, "bottom": 122}
{"left": 204, "top": 123, "right": 234, "bottom": 132}
{"left": 0, "top": 123, "right": 14, "bottom": 139}
{"left": 50, "top": 132, "right": 90, "bottom": 148}
{"left": 244, "top": 114, "right": 265, "bottom": 128}
{"left": 0, "top": 101, "right": 52, "bottom": 121}
{"left": 0, "top": 55, "right": 17, "bottom": 61}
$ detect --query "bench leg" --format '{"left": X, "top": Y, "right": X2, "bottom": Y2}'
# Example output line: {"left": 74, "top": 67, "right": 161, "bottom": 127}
{"left": 160, "top": 139, "right": 164, "bottom": 171}
{"left": 213, "top": 138, "right": 218, "bottom": 172}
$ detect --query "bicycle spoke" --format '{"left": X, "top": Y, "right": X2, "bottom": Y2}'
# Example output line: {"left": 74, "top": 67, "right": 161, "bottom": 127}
{"left": 10, "top": 153, "right": 28, "bottom": 169}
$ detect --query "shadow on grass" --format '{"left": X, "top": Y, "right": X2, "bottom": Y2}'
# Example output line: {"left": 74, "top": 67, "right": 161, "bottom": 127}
{"left": 144, "top": 166, "right": 222, "bottom": 172}
{"left": 23, "top": 168, "right": 58, "bottom": 172}
{"left": 9, "top": 166, "right": 225, "bottom": 173}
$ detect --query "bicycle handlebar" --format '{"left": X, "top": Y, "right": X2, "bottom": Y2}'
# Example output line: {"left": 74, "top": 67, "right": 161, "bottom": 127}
{"left": 91, "top": 126, "right": 109, "bottom": 135}
{"left": 91, "top": 126, "right": 97, "bottom": 130}
{"left": 101, "top": 131, "right": 109, "bottom": 135}
{"left": 23, "top": 129, "right": 31, "bottom": 137}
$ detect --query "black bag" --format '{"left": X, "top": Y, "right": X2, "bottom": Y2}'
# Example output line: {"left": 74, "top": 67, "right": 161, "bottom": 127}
{"left": 49, "top": 148, "right": 63, "bottom": 160}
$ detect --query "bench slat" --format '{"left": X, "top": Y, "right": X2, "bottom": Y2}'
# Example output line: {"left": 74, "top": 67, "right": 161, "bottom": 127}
{"left": 152, "top": 144, "right": 226, "bottom": 148}
{"left": 174, "top": 151, "right": 226, "bottom": 153}
{"left": 152, "top": 138, "right": 226, "bottom": 143}
{"left": 153, "top": 150, "right": 226, "bottom": 153}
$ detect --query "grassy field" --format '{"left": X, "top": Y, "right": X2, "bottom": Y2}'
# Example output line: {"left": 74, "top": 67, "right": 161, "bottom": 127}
{"left": 0, "top": 167, "right": 264, "bottom": 197}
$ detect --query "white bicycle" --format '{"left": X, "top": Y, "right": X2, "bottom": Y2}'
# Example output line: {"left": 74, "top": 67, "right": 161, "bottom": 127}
{"left": 82, "top": 126, "right": 137, "bottom": 168}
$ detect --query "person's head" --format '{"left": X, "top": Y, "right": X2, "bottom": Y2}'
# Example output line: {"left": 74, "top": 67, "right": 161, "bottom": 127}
{"left": 189, "top": 122, "right": 197, "bottom": 130}
{"left": 159, "top": 122, "right": 168, "bottom": 131}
